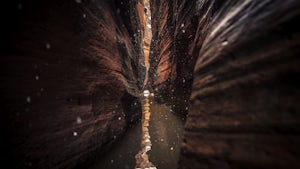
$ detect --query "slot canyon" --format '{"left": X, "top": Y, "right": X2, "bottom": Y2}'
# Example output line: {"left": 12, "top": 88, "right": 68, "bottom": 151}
{"left": 1, "top": 0, "right": 300, "bottom": 169}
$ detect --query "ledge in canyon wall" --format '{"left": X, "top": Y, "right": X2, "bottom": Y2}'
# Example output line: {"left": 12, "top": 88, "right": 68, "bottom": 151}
{"left": 0, "top": 0, "right": 142, "bottom": 168}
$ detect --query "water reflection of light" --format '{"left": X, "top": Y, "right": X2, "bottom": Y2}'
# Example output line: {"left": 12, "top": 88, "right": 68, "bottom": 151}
{"left": 135, "top": 94, "right": 156, "bottom": 169}
{"left": 143, "top": 90, "right": 150, "bottom": 97}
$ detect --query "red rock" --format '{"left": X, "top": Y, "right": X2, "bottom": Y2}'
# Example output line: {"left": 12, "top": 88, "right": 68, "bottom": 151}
{"left": 0, "top": 0, "right": 142, "bottom": 168}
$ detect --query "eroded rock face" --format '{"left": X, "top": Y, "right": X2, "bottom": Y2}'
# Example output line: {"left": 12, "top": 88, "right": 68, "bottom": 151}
{"left": 2, "top": 0, "right": 300, "bottom": 168}
{"left": 0, "top": 0, "right": 142, "bottom": 168}
{"left": 179, "top": 0, "right": 300, "bottom": 168}
{"left": 147, "top": 0, "right": 300, "bottom": 168}
{"left": 149, "top": 0, "right": 222, "bottom": 115}
{"left": 149, "top": 0, "right": 198, "bottom": 115}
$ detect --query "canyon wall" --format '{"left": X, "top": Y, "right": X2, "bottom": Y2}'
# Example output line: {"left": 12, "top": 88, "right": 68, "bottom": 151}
{"left": 180, "top": 0, "right": 300, "bottom": 168}
{"left": 150, "top": 0, "right": 198, "bottom": 115}
{"left": 149, "top": 0, "right": 300, "bottom": 168}
{"left": 1, "top": 0, "right": 300, "bottom": 168}
{"left": 0, "top": 0, "right": 143, "bottom": 168}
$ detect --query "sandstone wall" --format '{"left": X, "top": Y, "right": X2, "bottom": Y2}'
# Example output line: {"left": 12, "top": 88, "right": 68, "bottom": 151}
{"left": 180, "top": 0, "right": 300, "bottom": 168}
{"left": 0, "top": 0, "right": 143, "bottom": 168}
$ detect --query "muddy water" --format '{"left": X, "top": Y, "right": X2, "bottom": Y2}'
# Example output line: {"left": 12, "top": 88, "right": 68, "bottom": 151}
{"left": 148, "top": 103, "right": 185, "bottom": 169}
{"left": 90, "top": 98, "right": 185, "bottom": 169}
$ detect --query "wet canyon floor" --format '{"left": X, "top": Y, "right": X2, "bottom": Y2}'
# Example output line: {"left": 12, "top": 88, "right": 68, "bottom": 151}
{"left": 90, "top": 99, "right": 185, "bottom": 169}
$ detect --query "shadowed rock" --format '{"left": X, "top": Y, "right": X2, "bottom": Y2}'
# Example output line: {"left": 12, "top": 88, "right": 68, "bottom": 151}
{"left": 178, "top": 0, "right": 300, "bottom": 168}
{"left": 0, "top": 0, "right": 143, "bottom": 168}
{"left": 1, "top": 0, "right": 300, "bottom": 168}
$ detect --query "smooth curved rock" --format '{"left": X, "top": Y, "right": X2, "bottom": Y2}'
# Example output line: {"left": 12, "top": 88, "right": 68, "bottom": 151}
{"left": 149, "top": 0, "right": 197, "bottom": 115}
{"left": 0, "top": 0, "right": 143, "bottom": 168}
{"left": 179, "top": 0, "right": 300, "bottom": 168}
{"left": 1, "top": 0, "right": 300, "bottom": 168}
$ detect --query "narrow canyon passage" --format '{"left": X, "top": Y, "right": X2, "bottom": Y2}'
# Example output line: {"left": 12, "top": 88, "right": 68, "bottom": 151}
{"left": 88, "top": 95, "right": 184, "bottom": 169}
{"left": 1, "top": 0, "right": 300, "bottom": 169}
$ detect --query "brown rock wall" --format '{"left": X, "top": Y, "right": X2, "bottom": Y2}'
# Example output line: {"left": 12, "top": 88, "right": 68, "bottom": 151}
{"left": 0, "top": 0, "right": 143, "bottom": 168}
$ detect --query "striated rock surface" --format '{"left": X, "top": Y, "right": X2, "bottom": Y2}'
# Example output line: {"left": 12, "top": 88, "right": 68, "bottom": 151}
{"left": 1, "top": 0, "right": 300, "bottom": 168}
{"left": 146, "top": 0, "right": 300, "bottom": 168}
{"left": 149, "top": 0, "right": 196, "bottom": 115}
{"left": 0, "top": 0, "right": 143, "bottom": 169}
{"left": 149, "top": 0, "right": 218, "bottom": 115}
{"left": 179, "top": 0, "right": 300, "bottom": 168}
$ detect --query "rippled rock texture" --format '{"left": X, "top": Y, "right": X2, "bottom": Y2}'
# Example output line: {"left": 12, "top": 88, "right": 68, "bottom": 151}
{"left": 0, "top": 0, "right": 143, "bottom": 168}
{"left": 1, "top": 0, "right": 300, "bottom": 168}
{"left": 146, "top": 0, "right": 300, "bottom": 168}
{"left": 177, "top": 0, "right": 300, "bottom": 168}
{"left": 149, "top": 0, "right": 197, "bottom": 115}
